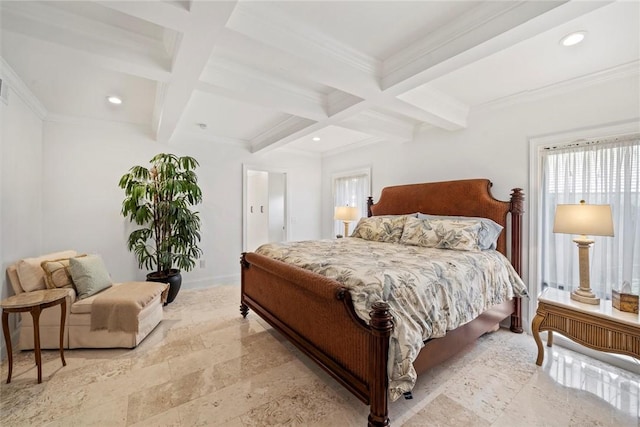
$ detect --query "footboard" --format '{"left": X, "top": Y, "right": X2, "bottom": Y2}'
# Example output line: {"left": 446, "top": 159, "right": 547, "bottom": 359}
{"left": 240, "top": 252, "right": 393, "bottom": 426}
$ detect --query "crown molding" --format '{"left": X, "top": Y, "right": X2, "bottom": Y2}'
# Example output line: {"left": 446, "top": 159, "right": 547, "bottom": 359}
{"left": 474, "top": 60, "right": 640, "bottom": 114}
{"left": 0, "top": 57, "right": 48, "bottom": 119}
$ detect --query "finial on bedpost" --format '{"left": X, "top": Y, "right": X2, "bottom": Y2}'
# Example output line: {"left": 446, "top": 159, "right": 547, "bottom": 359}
{"left": 510, "top": 188, "right": 524, "bottom": 216}
{"left": 509, "top": 188, "right": 524, "bottom": 334}
{"left": 369, "top": 302, "right": 392, "bottom": 427}
{"left": 367, "top": 196, "right": 374, "bottom": 217}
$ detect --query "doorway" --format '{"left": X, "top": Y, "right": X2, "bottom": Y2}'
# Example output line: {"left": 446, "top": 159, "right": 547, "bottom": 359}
{"left": 243, "top": 166, "right": 288, "bottom": 252}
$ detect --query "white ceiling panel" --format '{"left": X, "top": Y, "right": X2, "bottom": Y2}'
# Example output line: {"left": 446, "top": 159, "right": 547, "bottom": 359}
{"left": 286, "top": 125, "right": 376, "bottom": 154}
{"left": 176, "top": 91, "right": 290, "bottom": 142}
{"left": 1, "top": 31, "right": 155, "bottom": 125}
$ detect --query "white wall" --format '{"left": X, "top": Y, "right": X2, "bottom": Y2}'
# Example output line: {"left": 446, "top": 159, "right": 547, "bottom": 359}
{"left": 0, "top": 64, "right": 46, "bottom": 359}
{"left": 41, "top": 121, "right": 322, "bottom": 288}
{"left": 321, "top": 74, "right": 640, "bottom": 327}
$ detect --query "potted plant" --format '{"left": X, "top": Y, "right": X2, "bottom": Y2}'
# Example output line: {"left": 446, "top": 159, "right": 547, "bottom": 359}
{"left": 118, "top": 153, "right": 203, "bottom": 304}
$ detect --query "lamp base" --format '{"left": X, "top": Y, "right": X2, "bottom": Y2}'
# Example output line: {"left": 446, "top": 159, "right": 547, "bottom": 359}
{"left": 570, "top": 289, "right": 600, "bottom": 305}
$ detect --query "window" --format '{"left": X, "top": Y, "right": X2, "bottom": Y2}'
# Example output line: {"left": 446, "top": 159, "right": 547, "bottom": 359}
{"left": 332, "top": 168, "right": 371, "bottom": 237}
{"left": 540, "top": 134, "right": 640, "bottom": 298}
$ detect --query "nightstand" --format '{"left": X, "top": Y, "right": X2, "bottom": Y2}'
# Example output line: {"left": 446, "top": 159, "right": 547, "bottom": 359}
{"left": 532, "top": 287, "right": 639, "bottom": 366}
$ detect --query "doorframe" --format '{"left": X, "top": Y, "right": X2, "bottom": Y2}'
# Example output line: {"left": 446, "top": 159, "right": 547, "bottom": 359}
{"left": 242, "top": 164, "right": 289, "bottom": 252}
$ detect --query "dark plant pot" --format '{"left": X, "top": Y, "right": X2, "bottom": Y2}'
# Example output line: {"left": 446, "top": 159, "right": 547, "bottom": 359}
{"left": 147, "top": 269, "right": 182, "bottom": 305}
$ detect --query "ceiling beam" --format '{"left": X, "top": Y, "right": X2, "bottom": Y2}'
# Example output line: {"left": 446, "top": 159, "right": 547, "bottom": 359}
{"left": 154, "top": 1, "right": 238, "bottom": 143}
{"left": 197, "top": 59, "right": 328, "bottom": 121}
{"left": 0, "top": 30, "right": 171, "bottom": 83}
{"left": 242, "top": 0, "right": 613, "bottom": 153}
{"left": 227, "top": 2, "right": 467, "bottom": 151}
{"left": 0, "top": 4, "right": 171, "bottom": 82}
{"left": 227, "top": 2, "right": 382, "bottom": 100}
{"left": 383, "top": 0, "right": 612, "bottom": 94}
{"left": 250, "top": 116, "right": 318, "bottom": 153}
{"left": 394, "top": 88, "right": 468, "bottom": 131}
{"left": 95, "top": 1, "right": 190, "bottom": 32}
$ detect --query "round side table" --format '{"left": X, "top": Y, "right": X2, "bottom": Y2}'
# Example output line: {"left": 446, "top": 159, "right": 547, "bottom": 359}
{"left": 1, "top": 289, "right": 69, "bottom": 383}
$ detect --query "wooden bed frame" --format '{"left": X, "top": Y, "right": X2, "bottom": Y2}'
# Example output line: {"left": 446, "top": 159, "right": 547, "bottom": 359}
{"left": 240, "top": 179, "right": 524, "bottom": 426}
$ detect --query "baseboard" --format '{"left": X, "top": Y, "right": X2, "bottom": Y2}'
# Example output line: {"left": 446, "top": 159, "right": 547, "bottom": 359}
{"left": 182, "top": 274, "right": 241, "bottom": 290}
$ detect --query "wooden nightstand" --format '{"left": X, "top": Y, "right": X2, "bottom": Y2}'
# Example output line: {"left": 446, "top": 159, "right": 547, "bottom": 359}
{"left": 532, "top": 287, "right": 640, "bottom": 366}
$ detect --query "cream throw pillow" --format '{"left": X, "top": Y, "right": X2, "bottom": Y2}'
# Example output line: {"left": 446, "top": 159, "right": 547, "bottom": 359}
{"left": 69, "top": 254, "right": 113, "bottom": 300}
{"left": 16, "top": 250, "right": 78, "bottom": 292}
{"left": 41, "top": 255, "right": 86, "bottom": 290}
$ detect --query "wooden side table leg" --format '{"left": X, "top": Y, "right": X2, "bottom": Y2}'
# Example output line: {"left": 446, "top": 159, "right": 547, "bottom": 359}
{"left": 531, "top": 312, "right": 545, "bottom": 366}
{"left": 59, "top": 299, "right": 66, "bottom": 366}
{"left": 31, "top": 306, "right": 42, "bottom": 384}
{"left": 547, "top": 330, "right": 553, "bottom": 348}
{"left": 2, "top": 311, "right": 12, "bottom": 384}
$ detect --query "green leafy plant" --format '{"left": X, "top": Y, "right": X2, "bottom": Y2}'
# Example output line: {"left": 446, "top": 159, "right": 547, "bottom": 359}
{"left": 119, "top": 153, "right": 203, "bottom": 274}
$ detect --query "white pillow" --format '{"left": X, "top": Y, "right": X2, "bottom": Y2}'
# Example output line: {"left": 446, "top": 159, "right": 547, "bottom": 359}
{"left": 16, "top": 250, "right": 78, "bottom": 292}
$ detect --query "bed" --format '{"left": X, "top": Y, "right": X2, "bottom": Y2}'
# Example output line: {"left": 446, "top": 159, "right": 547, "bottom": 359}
{"left": 240, "top": 178, "right": 525, "bottom": 426}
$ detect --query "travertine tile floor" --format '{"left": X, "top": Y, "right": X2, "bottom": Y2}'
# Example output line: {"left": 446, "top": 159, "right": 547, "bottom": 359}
{"left": 1, "top": 285, "right": 638, "bottom": 426}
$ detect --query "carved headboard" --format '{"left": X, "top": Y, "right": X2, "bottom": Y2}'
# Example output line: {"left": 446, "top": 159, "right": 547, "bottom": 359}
{"left": 367, "top": 179, "right": 524, "bottom": 273}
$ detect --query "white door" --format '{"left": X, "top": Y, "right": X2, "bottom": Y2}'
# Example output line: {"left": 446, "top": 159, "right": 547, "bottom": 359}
{"left": 244, "top": 167, "right": 287, "bottom": 252}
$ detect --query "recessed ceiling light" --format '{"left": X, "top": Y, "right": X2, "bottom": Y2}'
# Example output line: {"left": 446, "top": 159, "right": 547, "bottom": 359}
{"left": 106, "top": 95, "right": 122, "bottom": 105}
{"left": 560, "top": 31, "right": 586, "bottom": 47}
{"left": 197, "top": 123, "right": 207, "bottom": 130}
{"left": 312, "top": 136, "right": 321, "bottom": 141}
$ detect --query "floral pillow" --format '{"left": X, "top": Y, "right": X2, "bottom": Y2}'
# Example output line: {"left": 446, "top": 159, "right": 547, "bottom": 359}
{"left": 400, "top": 216, "right": 483, "bottom": 251}
{"left": 417, "top": 213, "right": 503, "bottom": 250}
{"left": 351, "top": 215, "right": 407, "bottom": 243}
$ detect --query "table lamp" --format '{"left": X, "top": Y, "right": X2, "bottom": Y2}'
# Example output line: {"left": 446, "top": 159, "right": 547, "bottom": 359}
{"left": 553, "top": 200, "right": 614, "bottom": 305}
{"left": 334, "top": 206, "right": 360, "bottom": 237}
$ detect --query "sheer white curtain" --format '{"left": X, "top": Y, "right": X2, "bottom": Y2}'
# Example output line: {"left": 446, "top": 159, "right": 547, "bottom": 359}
{"left": 333, "top": 169, "right": 370, "bottom": 237}
{"left": 541, "top": 135, "right": 640, "bottom": 297}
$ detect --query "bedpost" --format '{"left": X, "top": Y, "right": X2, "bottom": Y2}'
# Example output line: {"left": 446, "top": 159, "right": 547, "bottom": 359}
{"left": 368, "top": 302, "right": 393, "bottom": 427}
{"left": 509, "top": 188, "right": 524, "bottom": 333}
{"left": 367, "top": 196, "right": 374, "bottom": 217}
{"left": 240, "top": 253, "right": 250, "bottom": 318}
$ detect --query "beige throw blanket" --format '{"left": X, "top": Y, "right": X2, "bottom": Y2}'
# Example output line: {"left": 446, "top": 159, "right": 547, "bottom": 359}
{"left": 91, "top": 282, "right": 169, "bottom": 333}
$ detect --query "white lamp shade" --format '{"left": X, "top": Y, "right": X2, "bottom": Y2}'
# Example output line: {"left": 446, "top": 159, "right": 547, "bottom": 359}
{"left": 334, "top": 206, "right": 360, "bottom": 222}
{"left": 553, "top": 202, "right": 614, "bottom": 237}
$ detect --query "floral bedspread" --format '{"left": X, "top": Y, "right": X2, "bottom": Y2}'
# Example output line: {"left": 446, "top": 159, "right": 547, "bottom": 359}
{"left": 255, "top": 237, "right": 528, "bottom": 401}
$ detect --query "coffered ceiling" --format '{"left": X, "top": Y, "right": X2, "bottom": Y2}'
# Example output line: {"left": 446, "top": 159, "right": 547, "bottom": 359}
{"left": 1, "top": 1, "right": 638, "bottom": 155}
